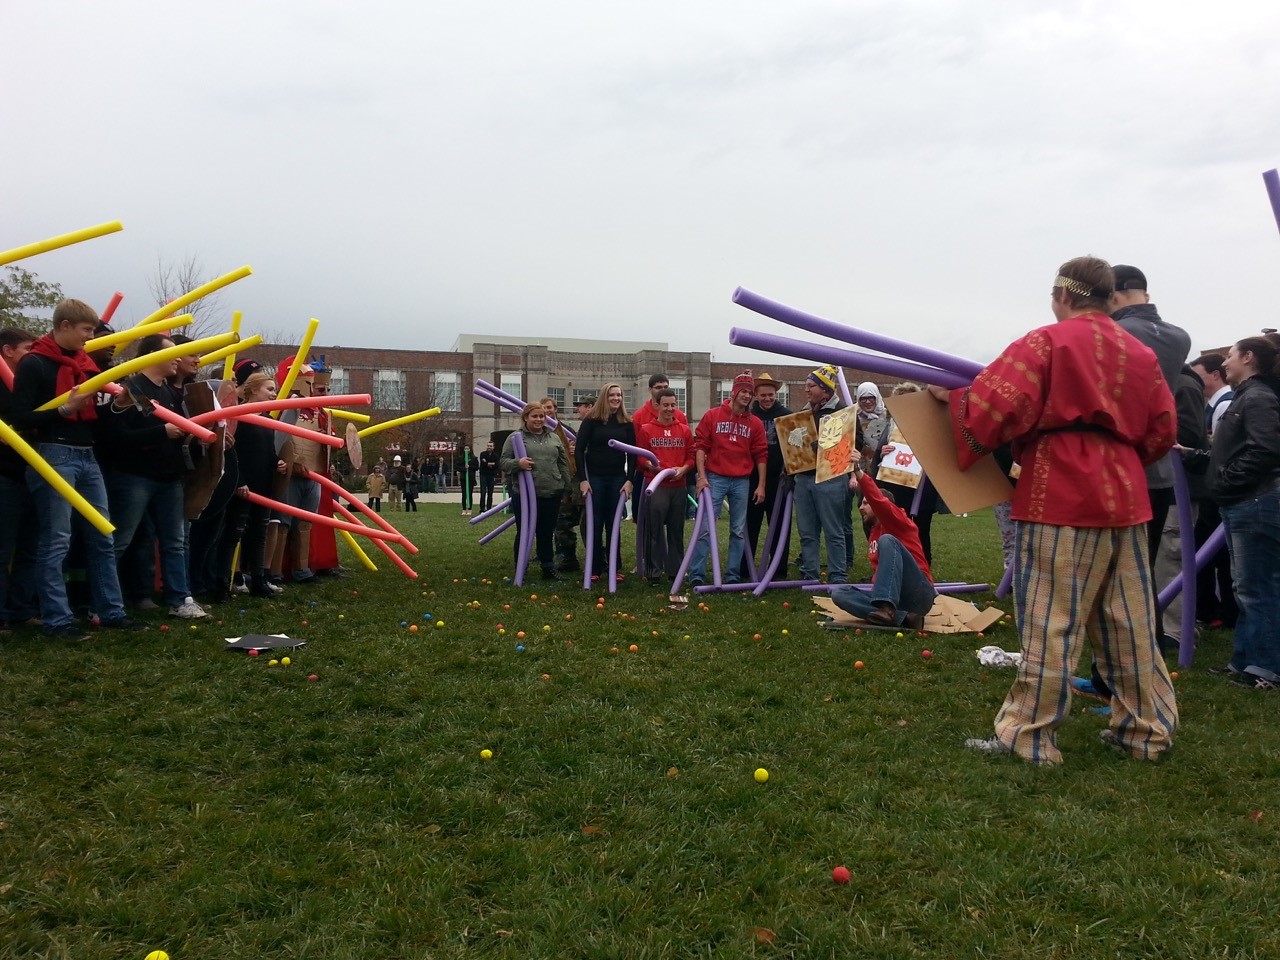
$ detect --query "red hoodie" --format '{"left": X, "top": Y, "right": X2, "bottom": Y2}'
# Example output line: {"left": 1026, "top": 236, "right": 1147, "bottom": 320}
{"left": 636, "top": 418, "right": 695, "bottom": 487}
{"left": 694, "top": 400, "right": 767, "bottom": 478}
{"left": 859, "top": 473, "right": 932, "bottom": 582}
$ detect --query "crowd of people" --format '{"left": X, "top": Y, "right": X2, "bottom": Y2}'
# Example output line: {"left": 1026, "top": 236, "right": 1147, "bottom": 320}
{"left": 0, "top": 301, "right": 349, "bottom": 641}
{"left": 4, "top": 264, "right": 1277, "bottom": 762}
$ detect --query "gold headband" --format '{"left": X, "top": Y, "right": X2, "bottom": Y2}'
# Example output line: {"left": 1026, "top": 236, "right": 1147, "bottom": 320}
{"left": 1054, "top": 275, "right": 1094, "bottom": 298}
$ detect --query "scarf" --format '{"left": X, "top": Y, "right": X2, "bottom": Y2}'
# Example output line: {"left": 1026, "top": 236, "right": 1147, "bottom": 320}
{"left": 28, "top": 335, "right": 100, "bottom": 421}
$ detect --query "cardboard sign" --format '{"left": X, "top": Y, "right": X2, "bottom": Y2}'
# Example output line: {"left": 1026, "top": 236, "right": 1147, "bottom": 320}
{"left": 182, "top": 381, "right": 225, "bottom": 520}
{"left": 875, "top": 422, "right": 922, "bottom": 490}
{"left": 883, "top": 391, "right": 1012, "bottom": 515}
{"left": 775, "top": 410, "right": 817, "bottom": 475}
{"left": 815, "top": 407, "right": 858, "bottom": 484}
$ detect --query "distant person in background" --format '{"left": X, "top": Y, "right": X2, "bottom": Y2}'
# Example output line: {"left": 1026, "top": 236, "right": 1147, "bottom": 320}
{"left": 477, "top": 440, "right": 499, "bottom": 512}
{"left": 403, "top": 461, "right": 420, "bottom": 512}
{"left": 388, "top": 455, "right": 404, "bottom": 510}
{"left": 366, "top": 463, "right": 387, "bottom": 512}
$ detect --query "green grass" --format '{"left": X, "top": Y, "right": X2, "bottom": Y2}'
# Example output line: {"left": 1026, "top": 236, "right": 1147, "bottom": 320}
{"left": 2, "top": 506, "right": 1278, "bottom": 959}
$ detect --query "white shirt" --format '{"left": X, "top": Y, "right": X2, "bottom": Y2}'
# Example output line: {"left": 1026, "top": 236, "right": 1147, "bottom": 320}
{"left": 1207, "top": 384, "right": 1233, "bottom": 437}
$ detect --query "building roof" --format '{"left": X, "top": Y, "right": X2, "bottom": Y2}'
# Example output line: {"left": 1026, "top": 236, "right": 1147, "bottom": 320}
{"left": 452, "top": 334, "right": 668, "bottom": 354}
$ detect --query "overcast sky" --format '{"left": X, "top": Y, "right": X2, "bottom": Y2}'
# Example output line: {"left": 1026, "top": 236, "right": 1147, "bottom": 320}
{"left": 6, "top": 1, "right": 1280, "bottom": 369}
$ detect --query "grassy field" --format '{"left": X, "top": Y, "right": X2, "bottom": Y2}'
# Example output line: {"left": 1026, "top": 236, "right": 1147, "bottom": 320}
{"left": 2, "top": 505, "right": 1277, "bottom": 960}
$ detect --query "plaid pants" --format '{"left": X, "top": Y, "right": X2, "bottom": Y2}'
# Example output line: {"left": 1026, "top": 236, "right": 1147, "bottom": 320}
{"left": 993, "top": 521, "right": 1179, "bottom": 765}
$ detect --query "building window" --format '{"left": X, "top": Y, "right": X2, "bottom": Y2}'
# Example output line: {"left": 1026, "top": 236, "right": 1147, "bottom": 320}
{"left": 776, "top": 383, "right": 790, "bottom": 408}
{"left": 329, "top": 366, "right": 349, "bottom": 396}
{"left": 622, "top": 390, "right": 633, "bottom": 412}
{"left": 373, "top": 369, "right": 407, "bottom": 410}
{"left": 717, "top": 379, "right": 734, "bottom": 404}
{"left": 500, "top": 374, "right": 522, "bottom": 401}
{"left": 434, "top": 371, "right": 460, "bottom": 412}
{"left": 546, "top": 387, "right": 565, "bottom": 410}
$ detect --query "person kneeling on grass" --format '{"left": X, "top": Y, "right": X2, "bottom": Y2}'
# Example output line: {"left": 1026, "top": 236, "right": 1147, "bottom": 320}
{"left": 830, "top": 461, "right": 934, "bottom": 631}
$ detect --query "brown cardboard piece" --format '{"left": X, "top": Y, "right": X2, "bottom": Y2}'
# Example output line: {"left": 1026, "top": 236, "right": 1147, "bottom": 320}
{"left": 883, "top": 390, "right": 1012, "bottom": 515}
{"left": 813, "top": 594, "right": 1006, "bottom": 635}
{"left": 774, "top": 410, "right": 818, "bottom": 475}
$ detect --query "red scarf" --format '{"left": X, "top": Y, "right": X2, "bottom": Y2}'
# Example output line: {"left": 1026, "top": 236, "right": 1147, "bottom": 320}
{"left": 28, "top": 335, "right": 101, "bottom": 421}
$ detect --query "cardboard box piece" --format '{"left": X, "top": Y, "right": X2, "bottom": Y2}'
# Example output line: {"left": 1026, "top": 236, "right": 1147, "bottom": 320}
{"left": 813, "top": 594, "right": 1006, "bottom": 635}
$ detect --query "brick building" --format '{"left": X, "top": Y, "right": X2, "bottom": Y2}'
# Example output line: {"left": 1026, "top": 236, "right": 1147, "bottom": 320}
{"left": 253, "top": 335, "right": 899, "bottom": 462}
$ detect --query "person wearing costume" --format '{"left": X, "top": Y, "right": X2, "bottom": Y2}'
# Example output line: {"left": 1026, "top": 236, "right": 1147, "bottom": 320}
{"left": 935, "top": 256, "right": 1178, "bottom": 766}
{"left": 791, "top": 364, "right": 855, "bottom": 585}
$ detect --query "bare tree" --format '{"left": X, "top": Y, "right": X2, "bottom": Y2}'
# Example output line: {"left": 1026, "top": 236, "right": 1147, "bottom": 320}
{"left": 146, "top": 255, "right": 229, "bottom": 339}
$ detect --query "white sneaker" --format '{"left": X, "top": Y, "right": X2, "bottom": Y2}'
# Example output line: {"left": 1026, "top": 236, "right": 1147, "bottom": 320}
{"left": 169, "top": 597, "right": 210, "bottom": 619}
{"left": 231, "top": 582, "right": 250, "bottom": 595}
{"left": 963, "top": 736, "right": 1012, "bottom": 757}
{"left": 266, "top": 581, "right": 284, "bottom": 595}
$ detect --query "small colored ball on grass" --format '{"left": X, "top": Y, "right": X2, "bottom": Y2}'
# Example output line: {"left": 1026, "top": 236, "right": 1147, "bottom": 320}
{"left": 855, "top": 660, "right": 865, "bottom": 670}
{"left": 504, "top": 604, "right": 511, "bottom": 611}
{"left": 401, "top": 621, "right": 408, "bottom": 627}
{"left": 409, "top": 625, "right": 418, "bottom": 633}
{"left": 896, "top": 631, "right": 904, "bottom": 638}
{"left": 498, "top": 628, "right": 505, "bottom": 635}
{"left": 629, "top": 644, "right": 638, "bottom": 652}
{"left": 145, "top": 951, "right": 170, "bottom": 960}
{"left": 436, "top": 620, "right": 445, "bottom": 628}
{"left": 610, "top": 647, "right": 619, "bottom": 654}
{"left": 269, "top": 659, "right": 279, "bottom": 666}
{"left": 301, "top": 620, "right": 309, "bottom": 627}
{"left": 307, "top": 674, "right": 318, "bottom": 682}
{"left": 281, "top": 656, "right": 291, "bottom": 666}
{"left": 480, "top": 749, "right": 493, "bottom": 760}
{"left": 543, "top": 625, "right": 551, "bottom": 632}
{"left": 651, "top": 630, "right": 659, "bottom": 637}
{"left": 530, "top": 594, "right": 538, "bottom": 601}
{"left": 783, "top": 601, "right": 790, "bottom": 608}
{"left": 832, "top": 865, "right": 851, "bottom": 884}
{"left": 753, "top": 633, "right": 762, "bottom": 640}
{"left": 540, "top": 673, "right": 551, "bottom": 680}
{"left": 565, "top": 640, "right": 574, "bottom": 647}
{"left": 683, "top": 634, "right": 690, "bottom": 640}
{"left": 517, "top": 631, "right": 526, "bottom": 639}
{"left": 190, "top": 625, "right": 197, "bottom": 631}
{"left": 1170, "top": 671, "right": 1178, "bottom": 680}
{"left": 160, "top": 625, "right": 169, "bottom": 632}
{"left": 754, "top": 768, "right": 769, "bottom": 783}
{"left": 565, "top": 614, "right": 573, "bottom": 620}
{"left": 516, "top": 644, "right": 524, "bottom": 652}
{"left": 781, "top": 629, "right": 789, "bottom": 635}
{"left": 596, "top": 603, "right": 605, "bottom": 610}
{"left": 248, "top": 649, "right": 259, "bottom": 657}
{"left": 338, "top": 614, "right": 345, "bottom": 620}
{"left": 922, "top": 649, "right": 932, "bottom": 659}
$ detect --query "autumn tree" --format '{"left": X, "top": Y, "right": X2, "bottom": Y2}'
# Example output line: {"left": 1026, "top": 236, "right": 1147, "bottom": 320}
{"left": 147, "top": 255, "right": 227, "bottom": 338}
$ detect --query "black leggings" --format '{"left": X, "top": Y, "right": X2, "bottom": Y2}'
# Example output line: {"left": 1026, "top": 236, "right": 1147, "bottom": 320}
{"left": 513, "top": 494, "right": 561, "bottom": 571}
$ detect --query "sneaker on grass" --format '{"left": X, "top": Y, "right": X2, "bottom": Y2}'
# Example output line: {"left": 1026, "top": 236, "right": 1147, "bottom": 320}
{"left": 169, "top": 598, "right": 210, "bottom": 620}
{"left": 963, "top": 736, "right": 1013, "bottom": 758}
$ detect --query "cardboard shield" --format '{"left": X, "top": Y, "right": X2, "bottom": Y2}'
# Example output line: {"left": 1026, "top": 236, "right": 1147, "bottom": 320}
{"left": 815, "top": 407, "right": 858, "bottom": 484}
{"left": 346, "top": 422, "right": 363, "bottom": 471}
{"left": 183, "top": 381, "right": 225, "bottom": 519}
{"left": 775, "top": 410, "right": 818, "bottom": 475}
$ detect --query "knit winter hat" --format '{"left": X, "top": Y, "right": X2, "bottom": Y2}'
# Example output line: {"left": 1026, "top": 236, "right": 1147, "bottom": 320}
{"left": 808, "top": 364, "right": 837, "bottom": 390}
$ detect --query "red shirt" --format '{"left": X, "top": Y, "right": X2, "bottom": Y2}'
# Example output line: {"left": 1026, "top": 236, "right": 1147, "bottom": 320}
{"left": 694, "top": 401, "right": 767, "bottom": 478}
{"left": 859, "top": 473, "right": 932, "bottom": 582}
{"left": 947, "top": 312, "right": 1175, "bottom": 527}
{"left": 636, "top": 419, "right": 695, "bottom": 487}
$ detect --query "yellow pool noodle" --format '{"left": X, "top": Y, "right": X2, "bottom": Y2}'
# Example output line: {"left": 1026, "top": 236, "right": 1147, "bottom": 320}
{"left": 357, "top": 407, "right": 443, "bottom": 439}
{"left": 0, "top": 417, "right": 115, "bottom": 535}
{"left": 0, "top": 221, "right": 124, "bottom": 267}
{"left": 132, "top": 265, "right": 253, "bottom": 331}
{"left": 272, "top": 318, "right": 320, "bottom": 416}
{"left": 221, "top": 311, "right": 243, "bottom": 380}
{"left": 201, "top": 334, "right": 263, "bottom": 370}
{"left": 339, "top": 530, "right": 378, "bottom": 571}
{"left": 82, "top": 314, "right": 194, "bottom": 353}
{"left": 39, "top": 331, "right": 239, "bottom": 411}
{"left": 327, "top": 409, "right": 372, "bottom": 424}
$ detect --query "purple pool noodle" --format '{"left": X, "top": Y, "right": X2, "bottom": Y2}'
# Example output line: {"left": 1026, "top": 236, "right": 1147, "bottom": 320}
{"left": 702, "top": 490, "right": 723, "bottom": 587}
{"left": 835, "top": 366, "right": 854, "bottom": 407}
{"left": 671, "top": 487, "right": 707, "bottom": 590}
{"left": 995, "top": 564, "right": 1014, "bottom": 598}
{"left": 477, "top": 379, "right": 574, "bottom": 438}
{"left": 644, "top": 468, "right": 679, "bottom": 494}
{"left": 698, "top": 579, "right": 818, "bottom": 594}
{"left": 510, "top": 432, "right": 535, "bottom": 586}
{"left": 607, "top": 490, "right": 628, "bottom": 594}
{"left": 581, "top": 488, "right": 595, "bottom": 591}
{"left": 909, "top": 475, "right": 929, "bottom": 517}
{"left": 759, "top": 477, "right": 792, "bottom": 569}
{"left": 469, "top": 497, "right": 513, "bottom": 525}
{"left": 1167, "top": 455, "right": 1198, "bottom": 667}
{"left": 633, "top": 481, "right": 649, "bottom": 581}
{"left": 1264, "top": 169, "right": 1280, "bottom": 237}
{"left": 730, "top": 327, "right": 970, "bottom": 390}
{"left": 478, "top": 516, "right": 516, "bottom": 545}
{"left": 752, "top": 490, "right": 794, "bottom": 596}
{"left": 1157, "top": 523, "right": 1226, "bottom": 609}
{"left": 607, "top": 437, "right": 658, "bottom": 465}
{"left": 733, "top": 287, "right": 985, "bottom": 380}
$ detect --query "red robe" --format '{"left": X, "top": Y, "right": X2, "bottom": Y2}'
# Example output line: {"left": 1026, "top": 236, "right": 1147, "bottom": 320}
{"left": 946, "top": 312, "right": 1175, "bottom": 527}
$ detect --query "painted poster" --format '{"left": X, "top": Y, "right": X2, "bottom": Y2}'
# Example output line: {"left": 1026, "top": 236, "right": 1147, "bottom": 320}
{"left": 815, "top": 407, "right": 858, "bottom": 484}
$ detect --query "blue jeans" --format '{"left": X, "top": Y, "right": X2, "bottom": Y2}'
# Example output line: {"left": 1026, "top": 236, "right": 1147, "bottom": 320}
{"left": 689, "top": 472, "right": 748, "bottom": 583}
{"left": 1221, "top": 487, "right": 1280, "bottom": 680}
{"left": 830, "top": 534, "right": 935, "bottom": 624}
{"left": 26, "top": 444, "right": 126, "bottom": 629}
{"left": 0, "top": 472, "right": 40, "bottom": 624}
{"left": 106, "top": 472, "right": 193, "bottom": 607}
{"left": 793, "top": 472, "right": 849, "bottom": 583}
{"left": 588, "top": 473, "right": 627, "bottom": 576}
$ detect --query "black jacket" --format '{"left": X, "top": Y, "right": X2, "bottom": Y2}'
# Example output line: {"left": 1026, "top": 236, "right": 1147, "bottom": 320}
{"left": 1208, "top": 376, "right": 1280, "bottom": 505}
{"left": 574, "top": 415, "right": 634, "bottom": 482}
